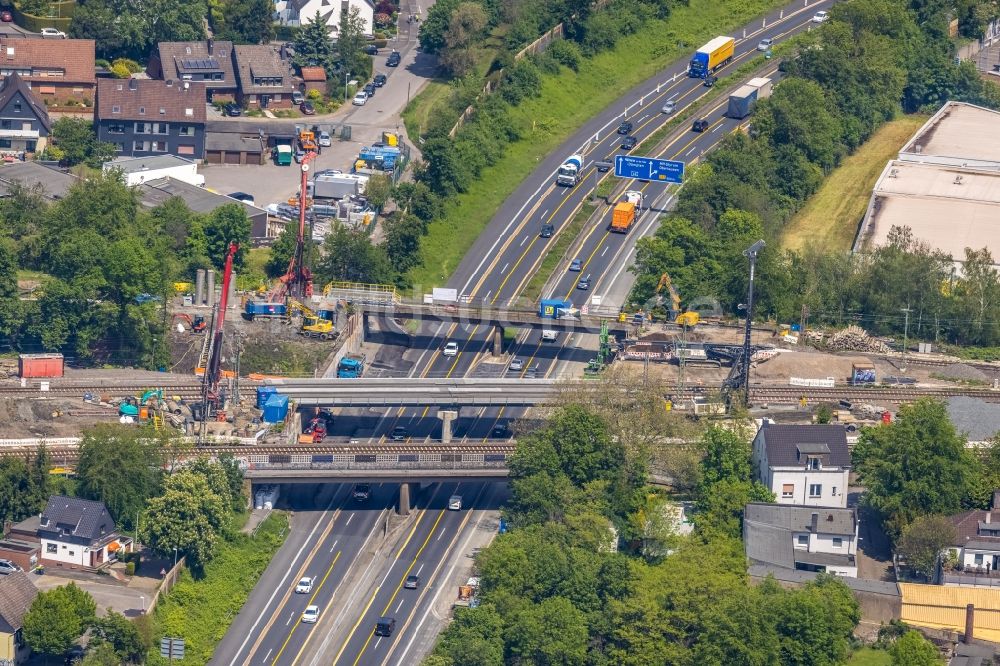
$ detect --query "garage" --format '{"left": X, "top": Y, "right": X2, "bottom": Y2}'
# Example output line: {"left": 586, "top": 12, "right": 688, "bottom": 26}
{"left": 205, "top": 132, "right": 267, "bottom": 166}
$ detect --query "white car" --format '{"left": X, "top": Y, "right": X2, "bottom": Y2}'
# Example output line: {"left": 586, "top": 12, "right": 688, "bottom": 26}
{"left": 318, "top": 131, "right": 331, "bottom": 147}
{"left": 443, "top": 342, "right": 459, "bottom": 357}
{"left": 661, "top": 100, "right": 676, "bottom": 114}
{"left": 0, "top": 559, "right": 20, "bottom": 574}
{"left": 295, "top": 577, "right": 313, "bottom": 594}
{"left": 811, "top": 10, "right": 828, "bottom": 23}
{"left": 448, "top": 495, "right": 462, "bottom": 511}
{"left": 40, "top": 27, "right": 66, "bottom": 38}
{"left": 757, "top": 38, "right": 774, "bottom": 51}
{"left": 352, "top": 91, "right": 368, "bottom": 106}
{"left": 302, "top": 605, "right": 320, "bottom": 623}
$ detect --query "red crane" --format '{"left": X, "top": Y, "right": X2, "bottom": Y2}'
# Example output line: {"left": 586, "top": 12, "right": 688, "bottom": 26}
{"left": 200, "top": 242, "right": 239, "bottom": 420}
{"left": 271, "top": 152, "right": 316, "bottom": 302}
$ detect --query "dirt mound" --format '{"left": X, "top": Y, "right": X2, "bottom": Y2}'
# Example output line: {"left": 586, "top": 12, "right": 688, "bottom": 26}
{"left": 936, "top": 363, "right": 988, "bottom": 383}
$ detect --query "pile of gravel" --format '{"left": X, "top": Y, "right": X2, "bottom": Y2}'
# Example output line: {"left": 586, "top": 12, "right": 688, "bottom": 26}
{"left": 937, "top": 363, "right": 988, "bottom": 382}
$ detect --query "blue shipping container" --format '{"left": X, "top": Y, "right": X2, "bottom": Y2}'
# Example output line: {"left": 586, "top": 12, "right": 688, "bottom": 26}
{"left": 539, "top": 298, "right": 571, "bottom": 318}
{"left": 246, "top": 301, "right": 288, "bottom": 317}
{"left": 256, "top": 386, "right": 277, "bottom": 408}
{"left": 262, "top": 394, "right": 289, "bottom": 423}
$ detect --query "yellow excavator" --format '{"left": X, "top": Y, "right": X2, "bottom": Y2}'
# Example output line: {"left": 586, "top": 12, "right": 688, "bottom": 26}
{"left": 654, "top": 273, "right": 700, "bottom": 326}
{"left": 288, "top": 298, "right": 336, "bottom": 340}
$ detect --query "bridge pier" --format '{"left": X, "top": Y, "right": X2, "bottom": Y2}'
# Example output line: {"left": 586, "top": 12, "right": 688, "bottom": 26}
{"left": 398, "top": 482, "right": 419, "bottom": 515}
{"left": 492, "top": 325, "right": 503, "bottom": 358}
{"left": 361, "top": 313, "right": 370, "bottom": 343}
{"left": 438, "top": 409, "right": 458, "bottom": 443}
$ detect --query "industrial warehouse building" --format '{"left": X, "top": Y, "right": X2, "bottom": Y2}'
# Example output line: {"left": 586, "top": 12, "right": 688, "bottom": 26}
{"left": 855, "top": 101, "right": 1000, "bottom": 273}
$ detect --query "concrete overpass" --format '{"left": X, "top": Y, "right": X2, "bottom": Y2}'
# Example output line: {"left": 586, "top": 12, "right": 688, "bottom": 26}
{"left": 359, "top": 301, "right": 632, "bottom": 334}
{"left": 264, "top": 377, "right": 569, "bottom": 407}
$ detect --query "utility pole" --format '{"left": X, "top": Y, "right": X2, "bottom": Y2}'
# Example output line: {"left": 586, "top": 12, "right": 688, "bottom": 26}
{"left": 741, "top": 240, "right": 766, "bottom": 406}
{"left": 901, "top": 306, "right": 912, "bottom": 371}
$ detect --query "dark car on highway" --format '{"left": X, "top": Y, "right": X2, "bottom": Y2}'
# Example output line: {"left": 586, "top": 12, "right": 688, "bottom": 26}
{"left": 617, "top": 120, "right": 633, "bottom": 135}
{"left": 620, "top": 136, "right": 637, "bottom": 151}
{"left": 353, "top": 483, "right": 371, "bottom": 501}
{"left": 703, "top": 74, "right": 717, "bottom": 87}
{"left": 375, "top": 617, "right": 396, "bottom": 636}
{"left": 540, "top": 224, "right": 554, "bottom": 238}
{"left": 0, "top": 10, "right": 12, "bottom": 21}
{"left": 692, "top": 118, "right": 709, "bottom": 132}
{"left": 390, "top": 426, "right": 407, "bottom": 441}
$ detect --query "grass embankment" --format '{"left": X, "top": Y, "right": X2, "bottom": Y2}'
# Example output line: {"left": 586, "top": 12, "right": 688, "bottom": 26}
{"left": 847, "top": 647, "right": 892, "bottom": 666}
{"left": 405, "top": 0, "right": 798, "bottom": 288}
{"left": 781, "top": 114, "right": 929, "bottom": 253}
{"left": 149, "top": 512, "right": 288, "bottom": 664}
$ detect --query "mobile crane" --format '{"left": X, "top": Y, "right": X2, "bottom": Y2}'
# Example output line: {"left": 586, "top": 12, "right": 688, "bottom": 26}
{"left": 196, "top": 242, "right": 238, "bottom": 426}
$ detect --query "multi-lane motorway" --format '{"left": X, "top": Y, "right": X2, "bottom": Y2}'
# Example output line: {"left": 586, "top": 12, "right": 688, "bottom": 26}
{"left": 221, "top": 2, "right": 836, "bottom": 663}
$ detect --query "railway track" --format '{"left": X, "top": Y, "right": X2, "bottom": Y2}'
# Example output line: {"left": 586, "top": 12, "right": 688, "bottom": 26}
{"left": 749, "top": 385, "right": 1000, "bottom": 403}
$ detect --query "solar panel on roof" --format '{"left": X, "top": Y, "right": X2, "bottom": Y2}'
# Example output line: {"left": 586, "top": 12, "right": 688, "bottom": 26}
{"left": 180, "top": 58, "right": 220, "bottom": 70}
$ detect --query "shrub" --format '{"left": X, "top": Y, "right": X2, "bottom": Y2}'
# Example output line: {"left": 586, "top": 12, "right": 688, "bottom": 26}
{"left": 125, "top": 562, "right": 135, "bottom": 576}
{"left": 547, "top": 39, "right": 581, "bottom": 71}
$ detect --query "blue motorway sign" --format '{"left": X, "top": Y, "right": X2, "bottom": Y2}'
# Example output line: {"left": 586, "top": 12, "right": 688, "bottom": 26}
{"left": 614, "top": 155, "right": 684, "bottom": 183}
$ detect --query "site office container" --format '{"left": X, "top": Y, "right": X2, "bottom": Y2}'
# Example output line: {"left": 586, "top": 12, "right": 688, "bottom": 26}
{"left": 19, "top": 353, "right": 64, "bottom": 378}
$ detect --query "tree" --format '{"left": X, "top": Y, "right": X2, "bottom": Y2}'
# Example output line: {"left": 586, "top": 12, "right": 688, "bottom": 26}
{"left": 81, "top": 641, "right": 121, "bottom": 666}
{"left": 418, "top": 0, "right": 461, "bottom": 54}
{"left": 365, "top": 174, "right": 393, "bottom": 210}
{"left": 439, "top": 2, "right": 487, "bottom": 77}
{"left": 508, "top": 597, "right": 588, "bottom": 666}
{"left": 337, "top": 6, "right": 371, "bottom": 80}
{"left": 76, "top": 424, "right": 163, "bottom": 531}
{"left": 186, "top": 456, "right": 245, "bottom": 511}
{"left": 317, "top": 223, "right": 394, "bottom": 284}
{"left": 202, "top": 204, "right": 252, "bottom": 269}
{"left": 265, "top": 224, "right": 317, "bottom": 279}
{"left": 23, "top": 583, "right": 97, "bottom": 657}
{"left": 294, "top": 12, "right": 337, "bottom": 75}
{"left": 897, "top": 515, "right": 956, "bottom": 581}
{"left": 50, "top": 118, "right": 117, "bottom": 168}
{"left": 142, "top": 469, "right": 228, "bottom": 568}
{"left": 382, "top": 214, "right": 424, "bottom": 274}
{"left": 890, "top": 630, "right": 942, "bottom": 665}
{"left": 221, "top": 0, "right": 275, "bottom": 44}
{"left": 434, "top": 606, "right": 505, "bottom": 666}
{"left": 91, "top": 611, "right": 147, "bottom": 662}
{"left": 853, "top": 398, "right": 982, "bottom": 539}
{"left": 0, "top": 454, "right": 47, "bottom": 524}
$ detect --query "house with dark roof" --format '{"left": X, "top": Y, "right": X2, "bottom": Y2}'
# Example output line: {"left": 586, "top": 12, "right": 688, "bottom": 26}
{"left": 0, "top": 571, "right": 38, "bottom": 664}
{"left": 279, "top": 0, "right": 376, "bottom": 36}
{"left": 752, "top": 423, "right": 851, "bottom": 508}
{"left": 233, "top": 45, "right": 295, "bottom": 110}
{"left": 943, "top": 491, "right": 1000, "bottom": 586}
{"left": 95, "top": 78, "right": 207, "bottom": 159}
{"left": 148, "top": 39, "right": 237, "bottom": 103}
{"left": 0, "top": 37, "right": 96, "bottom": 107}
{"left": 37, "top": 495, "right": 127, "bottom": 569}
{"left": 744, "top": 502, "right": 859, "bottom": 577}
{"left": 0, "top": 73, "right": 49, "bottom": 156}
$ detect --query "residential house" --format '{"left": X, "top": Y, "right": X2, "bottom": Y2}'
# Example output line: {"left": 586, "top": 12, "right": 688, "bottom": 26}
{"left": 943, "top": 492, "right": 1000, "bottom": 585}
{"left": 744, "top": 502, "right": 859, "bottom": 577}
{"left": 279, "top": 0, "right": 376, "bottom": 37}
{"left": 0, "top": 571, "right": 38, "bottom": 665}
{"left": 36, "top": 495, "right": 128, "bottom": 569}
{"left": 0, "top": 37, "right": 96, "bottom": 107}
{"left": 148, "top": 39, "right": 238, "bottom": 103}
{"left": 752, "top": 423, "right": 851, "bottom": 508}
{"left": 96, "top": 78, "right": 207, "bottom": 159}
{"left": 0, "top": 73, "right": 49, "bottom": 155}
{"left": 299, "top": 66, "right": 327, "bottom": 95}
{"left": 233, "top": 45, "right": 295, "bottom": 110}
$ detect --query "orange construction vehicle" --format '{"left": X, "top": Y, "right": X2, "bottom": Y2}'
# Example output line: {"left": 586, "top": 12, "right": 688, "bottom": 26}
{"left": 172, "top": 313, "right": 207, "bottom": 333}
{"left": 299, "top": 129, "right": 317, "bottom": 152}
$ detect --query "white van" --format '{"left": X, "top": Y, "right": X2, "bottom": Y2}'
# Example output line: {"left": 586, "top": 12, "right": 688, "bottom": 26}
{"left": 542, "top": 330, "right": 558, "bottom": 342}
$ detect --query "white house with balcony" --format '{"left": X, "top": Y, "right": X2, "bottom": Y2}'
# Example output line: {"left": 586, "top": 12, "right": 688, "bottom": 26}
{"left": 36, "top": 496, "right": 129, "bottom": 570}
{"left": 278, "top": 0, "right": 376, "bottom": 37}
{"left": 752, "top": 423, "right": 851, "bottom": 508}
{"left": 943, "top": 492, "right": 1000, "bottom": 585}
{"left": 744, "top": 503, "right": 859, "bottom": 577}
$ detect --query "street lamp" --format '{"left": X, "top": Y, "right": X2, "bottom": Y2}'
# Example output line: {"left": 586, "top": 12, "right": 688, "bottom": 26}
{"left": 140, "top": 595, "right": 145, "bottom": 615}
{"left": 741, "top": 240, "right": 766, "bottom": 406}
{"left": 173, "top": 547, "right": 178, "bottom": 569}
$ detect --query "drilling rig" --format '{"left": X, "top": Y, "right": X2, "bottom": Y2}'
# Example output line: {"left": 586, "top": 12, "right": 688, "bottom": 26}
{"left": 196, "top": 241, "right": 238, "bottom": 431}
{"left": 272, "top": 152, "right": 316, "bottom": 302}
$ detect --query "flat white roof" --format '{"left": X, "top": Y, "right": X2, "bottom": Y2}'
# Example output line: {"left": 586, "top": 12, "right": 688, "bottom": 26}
{"left": 105, "top": 155, "right": 197, "bottom": 174}
{"left": 901, "top": 102, "right": 1000, "bottom": 168}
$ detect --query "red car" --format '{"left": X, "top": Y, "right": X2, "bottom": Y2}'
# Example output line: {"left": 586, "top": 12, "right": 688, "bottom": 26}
{"left": 1, "top": 10, "right": 14, "bottom": 22}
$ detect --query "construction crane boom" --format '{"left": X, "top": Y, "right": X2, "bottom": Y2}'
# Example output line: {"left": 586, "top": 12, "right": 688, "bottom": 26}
{"left": 202, "top": 242, "right": 238, "bottom": 416}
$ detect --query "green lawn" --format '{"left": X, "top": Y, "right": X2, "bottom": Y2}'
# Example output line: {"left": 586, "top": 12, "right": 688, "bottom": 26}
{"left": 781, "top": 114, "right": 929, "bottom": 253}
{"left": 847, "top": 647, "right": 892, "bottom": 666}
{"left": 149, "top": 512, "right": 288, "bottom": 664}
{"left": 407, "top": 0, "right": 796, "bottom": 289}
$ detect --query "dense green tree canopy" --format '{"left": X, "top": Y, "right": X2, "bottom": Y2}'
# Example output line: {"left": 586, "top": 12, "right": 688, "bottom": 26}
{"left": 77, "top": 425, "right": 164, "bottom": 530}
{"left": 23, "top": 583, "right": 97, "bottom": 657}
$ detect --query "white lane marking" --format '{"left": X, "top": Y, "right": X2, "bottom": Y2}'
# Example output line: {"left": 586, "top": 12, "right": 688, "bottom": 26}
{"left": 685, "top": 146, "right": 697, "bottom": 156}
{"left": 601, "top": 246, "right": 609, "bottom": 257}
{"left": 484, "top": 290, "right": 492, "bottom": 301}
{"left": 520, "top": 235, "right": 528, "bottom": 247}
{"left": 346, "top": 514, "right": 354, "bottom": 526}
{"left": 227, "top": 489, "right": 341, "bottom": 665}
{"left": 286, "top": 611, "right": 295, "bottom": 626}
{"left": 500, "top": 263, "right": 509, "bottom": 274}
{"left": 396, "top": 599, "right": 405, "bottom": 613}
{"left": 329, "top": 538, "right": 339, "bottom": 553}
{"left": 262, "top": 649, "right": 272, "bottom": 663}
{"left": 416, "top": 563, "right": 425, "bottom": 576}
{"left": 436, "top": 527, "right": 447, "bottom": 541}
{"left": 711, "top": 123, "right": 722, "bottom": 133}
{"left": 540, "top": 209, "right": 549, "bottom": 219}
{"left": 638, "top": 114, "right": 649, "bottom": 122}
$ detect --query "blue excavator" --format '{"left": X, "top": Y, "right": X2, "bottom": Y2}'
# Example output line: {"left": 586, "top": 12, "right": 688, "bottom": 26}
{"left": 118, "top": 389, "right": 164, "bottom": 418}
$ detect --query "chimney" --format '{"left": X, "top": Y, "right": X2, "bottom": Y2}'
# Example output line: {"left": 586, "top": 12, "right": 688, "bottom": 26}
{"left": 208, "top": 38, "right": 214, "bottom": 55}
{"left": 965, "top": 604, "right": 975, "bottom": 643}
{"left": 987, "top": 512, "right": 992, "bottom": 524}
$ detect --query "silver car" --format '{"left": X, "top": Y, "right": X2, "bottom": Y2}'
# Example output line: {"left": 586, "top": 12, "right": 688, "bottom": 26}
{"left": 661, "top": 100, "right": 676, "bottom": 114}
{"left": 757, "top": 38, "right": 774, "bottom": 51}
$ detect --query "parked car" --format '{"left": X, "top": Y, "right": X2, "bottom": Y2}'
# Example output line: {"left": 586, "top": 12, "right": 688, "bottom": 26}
{"left": 390, "top": 426, "right": 407, "bottom": 441}
{"left": 757, "top": 38, "right": 774, "bottom": 51}
{"left": 300, "top": 101, "right": 316, "bottom": 115}
{"left": 363, "top": 44, "right": 379, "bottom": 55}
{"left": 620, "top": 136, "right": 638, "bottom": 151}
{"left": 617, "top": 120, "right": 633, "bottom": 135}
{"left": 373, "top": 73, "right": 387, "bottom": 87}
{"left": 301, "top": 605, "right": 320, "bottom": 623}
{"left": 569, "top": 258, "right": 582, "bottom": 272}
{"left": 363, "top": 82, "right": 376, "bottom": 97}
{"left": 295, "top": 577, "right": 313, "bottom": 594}
{"left": 692, "top": 118, "right": 710, "bottom": 132}
{"left": 0, "top": 559, "right": 20, "bottom": 574}
{"left": 443, "top": 341, "right": 459, "bottom": 357}
{"left": 386, "top": 51, "right": 401, "bottom": 66}
{"left": 352, "top": 91, "right": 368, "bottom": 106}
{"left": 318, "top": 131, "right": 331, "bottom": 147}
{"left": 812, "top": 10, "right": 828, "bottom": 23}
{"left": 227, "top": 192, "right": 255, "bottom": 206}
{"left": 292, "top": 90, "right": 305, "bottom": 105}
{"left": 294, "top": 148, "right": 306, "bottom": 163}
{"left": 661, "top": 100, "right": 676, "bottom": 114}
{"left": 404, "top": 575, "right": 420, "bottom": 589}
{"left": 540, "top": 224, "right": 554, "bottom": 238}
{"left": 40, "top": 27, "right": 65, "bottom": 38}
{"left": 224, "top": 102, "right": 242, "bottom": 117}
{"left": 0, "top": 10, "right": 13, "bottom": 22}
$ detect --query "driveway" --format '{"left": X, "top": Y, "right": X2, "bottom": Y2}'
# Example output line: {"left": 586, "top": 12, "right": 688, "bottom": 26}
{"left": 32, "top": 572, "right": 152, "bottom": 617}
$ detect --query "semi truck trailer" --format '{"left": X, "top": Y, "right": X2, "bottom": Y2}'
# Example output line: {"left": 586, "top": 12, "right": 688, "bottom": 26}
{"left": 688, "top": 36, "right": 735, "bottom": 78}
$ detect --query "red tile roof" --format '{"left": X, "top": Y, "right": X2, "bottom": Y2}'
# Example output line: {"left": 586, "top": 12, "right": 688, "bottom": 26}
{"left": 0, "top": 37, "right": 95, "bottom": 85}
{"left": 97, "top": 78, "right": 207, "bottom": 123}
{"left": 299, "top": 66, "right": 327, "bottom": 82}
